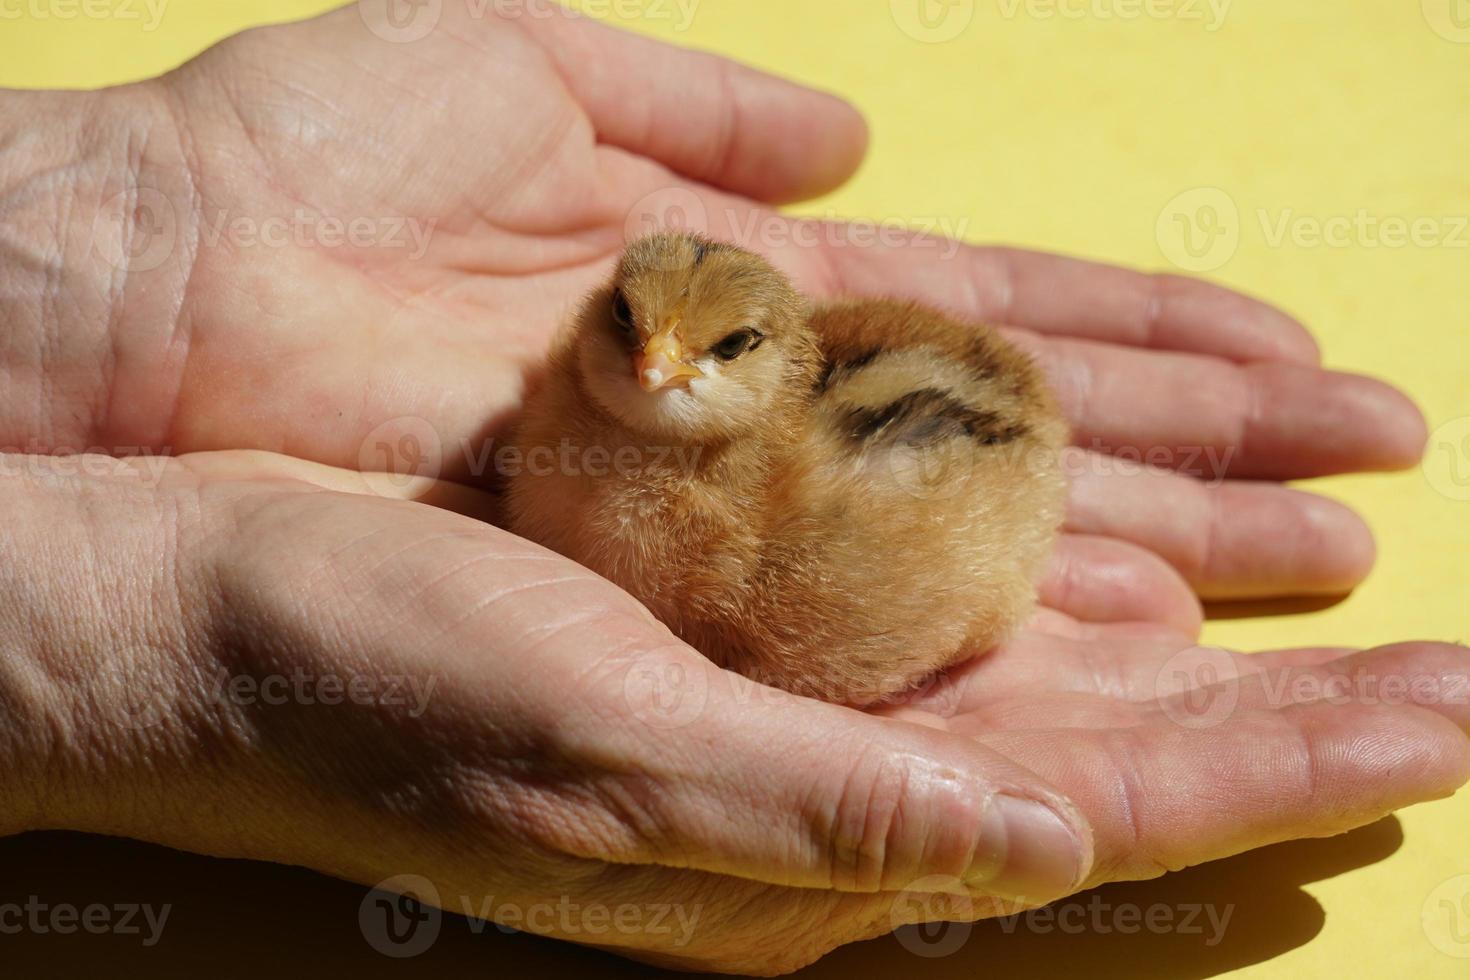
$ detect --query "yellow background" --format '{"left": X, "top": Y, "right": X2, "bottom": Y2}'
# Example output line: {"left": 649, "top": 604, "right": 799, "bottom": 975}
{"left": 2, "top": 0, "right": 1467, "bottom": 977}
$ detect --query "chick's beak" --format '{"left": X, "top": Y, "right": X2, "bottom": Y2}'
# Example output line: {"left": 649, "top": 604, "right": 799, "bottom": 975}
{"left": 636, "top": 319, "right": 703, "bottom": 392}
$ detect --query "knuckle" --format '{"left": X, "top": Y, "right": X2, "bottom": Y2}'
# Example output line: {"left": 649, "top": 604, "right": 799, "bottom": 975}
{"left": 827, "top": 748, "right": 987, "bottom": 891}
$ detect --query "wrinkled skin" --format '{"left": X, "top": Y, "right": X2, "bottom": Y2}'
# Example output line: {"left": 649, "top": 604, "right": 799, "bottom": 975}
{"left": 0, "top": 3, "right": 1466, "bottom": 974}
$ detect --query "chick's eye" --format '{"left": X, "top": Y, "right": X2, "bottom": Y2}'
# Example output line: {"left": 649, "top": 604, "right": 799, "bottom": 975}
{"left": 712, "top": 329, "right": 760, "bottom": 361}
{"left": 610, "top": 290, "right": 635, "bottom": 336}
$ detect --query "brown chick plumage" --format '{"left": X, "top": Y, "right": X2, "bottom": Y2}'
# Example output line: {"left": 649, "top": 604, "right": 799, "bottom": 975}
{"left": 505, "top": 233, "right": 1067, "bottom": 705}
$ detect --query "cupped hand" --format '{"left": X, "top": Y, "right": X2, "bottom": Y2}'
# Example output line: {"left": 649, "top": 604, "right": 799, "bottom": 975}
{"left": 4, "top": 449, "right": 1465, "bottom": 976}
{"left": 1, "top": 0, "right": 1427, "bottom": 617}
{"left": 0, "top": 5, "right": 1458, "bottom": 974}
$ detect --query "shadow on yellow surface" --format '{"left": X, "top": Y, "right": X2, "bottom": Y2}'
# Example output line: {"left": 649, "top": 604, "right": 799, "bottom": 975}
{"left": 820, "top": 818, "right": 1403, "bottom": 980}
{"left": 0, "top": 820, "right": 1403, "bottom": 978}
{"left": 0, "top": 2, "right": 1465, "bottom": 978}
{"left": 1204, "top": 595, "right": 1352, "bottom": 622}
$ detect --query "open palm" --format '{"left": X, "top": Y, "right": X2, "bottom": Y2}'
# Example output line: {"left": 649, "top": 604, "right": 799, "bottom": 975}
{"left": 3, "top": 3, "right": 1465, "bottom": 974}
{"left": 33, "top": 448, "right": 1452, "bottom": 975}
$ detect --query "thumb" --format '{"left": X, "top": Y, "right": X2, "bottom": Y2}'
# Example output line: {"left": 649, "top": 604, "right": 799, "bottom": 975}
{"left": 571, "top": 641, "right": 1095, "bottom": 903}
{"left": 184, "top": 449, "right": 1091, "bottom": 902}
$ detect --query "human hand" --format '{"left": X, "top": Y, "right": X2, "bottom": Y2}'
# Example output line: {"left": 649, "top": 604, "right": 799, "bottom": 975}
{"left": 0, "top": 5, "right": 1458, "bottom": 973}
{"left": 0, "top": 0, "right": 1426, "bottom": 618}
{"left": 2, "top": 448, "right": 1465, "bottom": 976}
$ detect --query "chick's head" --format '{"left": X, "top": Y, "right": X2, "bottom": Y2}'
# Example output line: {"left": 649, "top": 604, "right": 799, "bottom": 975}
{"left": 575, "top": 233, "right": 816, "bottom": 442}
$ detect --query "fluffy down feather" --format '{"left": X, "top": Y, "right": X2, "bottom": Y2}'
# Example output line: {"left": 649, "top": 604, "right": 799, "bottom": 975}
{"left": 505, "top": 234, "right": 1067, "bottom": 705}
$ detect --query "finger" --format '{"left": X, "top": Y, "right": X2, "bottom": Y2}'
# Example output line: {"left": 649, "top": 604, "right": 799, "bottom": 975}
{"left": 1041, "top": 534, "right": 1203, "bottom": 635}
{"left": 906, "top": 623, "right": 1355, "bottom": 715}
{"left": 586, "top": 649, "right": 1092, "bottom": 904}
{"left": 937, "top": 646, "right": 1389, "bottom": 734}
{"left": 947, "top": 692, "right": 1151, "bottom": 733}
{"left": 153, "top": 450, "right": 502, "bottom": 522}
{"left": 517, "top": 6, "right": 867, "bottom": 203}
{"left": 1062, "top": 449, "right": 1378, "bottom": 598}
{"left": 172, "top": 451, "right": 1094, "bottom": 903}
{"left": 806, "top": 234, "right": 1320, "bottom": 365}
{"left": 1173, "top": 642, "right": 1470, "bottom": 728}
{"left": 176, "top": 448, "right": 1097, "bottom": 903}
{"left": 981, "top": 701, "right": 1470, "bottom": 886}
{"left": 1010, "top": 335, "right": 1428, "bottom": 479}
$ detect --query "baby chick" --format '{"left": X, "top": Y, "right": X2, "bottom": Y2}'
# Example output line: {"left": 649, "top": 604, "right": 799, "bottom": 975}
{"left": 505, "top": 233, "right": 1067, "bottom": 705}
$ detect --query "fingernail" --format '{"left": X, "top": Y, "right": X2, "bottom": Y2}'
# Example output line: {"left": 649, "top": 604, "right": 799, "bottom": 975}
{"left": 967, "top": 794, "right": 1086, "bottom": 902}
